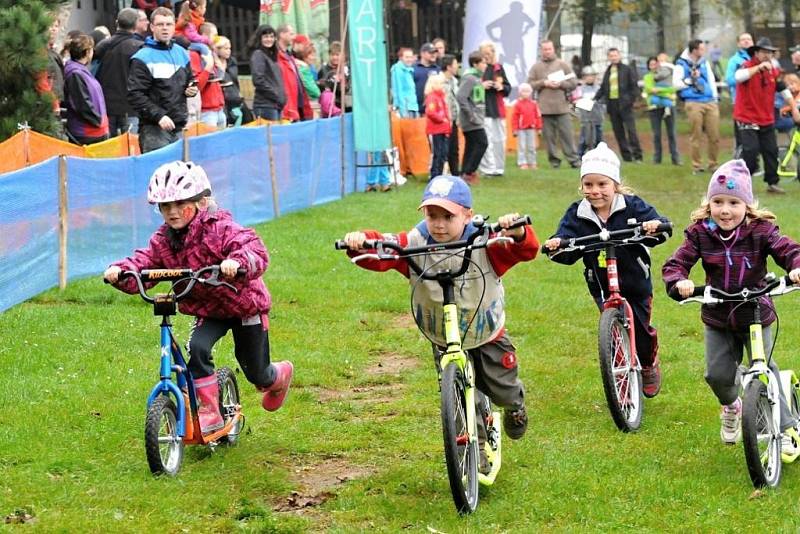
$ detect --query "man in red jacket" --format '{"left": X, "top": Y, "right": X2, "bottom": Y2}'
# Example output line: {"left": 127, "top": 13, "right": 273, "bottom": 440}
{"left": 276, "top": 23, "right": 309, "bottom": 122}
{"left": 733, "top": 37, "right": 787, "bottom": 194}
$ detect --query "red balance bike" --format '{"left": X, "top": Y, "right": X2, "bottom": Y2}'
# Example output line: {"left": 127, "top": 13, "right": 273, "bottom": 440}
{"left": 550, "top": 220, "right": 672, "bottom": 432}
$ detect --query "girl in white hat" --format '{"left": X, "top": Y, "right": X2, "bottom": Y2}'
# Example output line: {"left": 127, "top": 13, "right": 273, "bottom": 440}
{"left": 543, "top": 142, "right": 672, "bottom": 398}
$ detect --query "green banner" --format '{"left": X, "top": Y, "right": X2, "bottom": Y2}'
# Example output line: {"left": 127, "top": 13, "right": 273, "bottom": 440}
{"left": 347, "top": 0, "right": 390, "bottom": 151}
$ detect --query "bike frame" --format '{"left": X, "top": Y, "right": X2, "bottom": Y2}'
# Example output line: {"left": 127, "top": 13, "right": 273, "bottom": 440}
{"left": 601, "top": 246, "right": 639, "bottom": 372}
{"left": 778, "top": 129, "right": 800, "bottom": 178}
{"left": 146, "top": 314, "right": 194, "bottom": 440}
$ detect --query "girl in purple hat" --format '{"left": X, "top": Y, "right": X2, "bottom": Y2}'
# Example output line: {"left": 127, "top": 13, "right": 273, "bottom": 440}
{"left": 663, "top": 159, "right": 800, "bottom": 448}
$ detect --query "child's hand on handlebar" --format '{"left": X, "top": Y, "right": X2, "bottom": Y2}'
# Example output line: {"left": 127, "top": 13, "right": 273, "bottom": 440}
{"left": 343, "top": 232, "right": 368, "bottom": 250}
{"left": 543, "top": 237, "right": 561, "bottom": 251}
{"left": 642, "top": 219, "right": 662, "bottom": 235}
{"left": 789, "top": 268, "right": 800, "bottom": 284}
{"left": 497, "top": 213, "right": 525, "bottom": 239}
{"left": 676, "top": 279, "right": 695, "bottom": 298}
{"left": 104, "top": 265, "right": 122, "bottom": 284}
{"left": 220, "top": 259, "right": 241, "bottom": 278}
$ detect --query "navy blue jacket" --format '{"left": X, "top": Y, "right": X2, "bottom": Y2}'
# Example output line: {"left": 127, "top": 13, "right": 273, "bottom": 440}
{"left": 127, "top": 37, "right": 193, "bottom": 128}
{"left": 548, "top": 194, "right": 671, "bottom": 299}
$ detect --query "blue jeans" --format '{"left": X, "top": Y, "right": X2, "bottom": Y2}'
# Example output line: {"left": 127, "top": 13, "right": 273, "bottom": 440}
{"left": 648, "top": 108, "right": 679, "bottom": 163}
{"left": 430, "top": 133, "right": 448, "bottom": 179}
{"left": 253, "top": 106, "right": 282, "bottom": 121}
{"left": 201, "top": 109, "right": 226, "bottom": 129}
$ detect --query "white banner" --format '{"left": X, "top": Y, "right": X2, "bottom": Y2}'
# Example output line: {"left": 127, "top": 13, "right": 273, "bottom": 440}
{"left": 462, "top": 0, "right": 542, "bottom": 94}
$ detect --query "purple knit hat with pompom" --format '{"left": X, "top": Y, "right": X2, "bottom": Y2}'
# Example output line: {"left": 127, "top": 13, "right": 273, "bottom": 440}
{"left": 706, "top": 159, "right": 753, "bottom": 204}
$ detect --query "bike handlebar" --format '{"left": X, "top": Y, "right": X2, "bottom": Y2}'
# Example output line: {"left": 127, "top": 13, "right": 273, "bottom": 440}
{"left": 105, "top": 266, "right": 247, "bottom": 303}
{"left": 677, "top": 274, "right": 799, "bottom": 305}
{"left": 552, "top": 220, "right": 672, "bottom": 252}
{"left": 335, "top": 215, "right": 531, "bottom": 280}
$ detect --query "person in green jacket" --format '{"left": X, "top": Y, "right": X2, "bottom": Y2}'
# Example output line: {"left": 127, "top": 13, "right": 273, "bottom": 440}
{"left": 643, "top": 54, "right": 680, "bottom": 165}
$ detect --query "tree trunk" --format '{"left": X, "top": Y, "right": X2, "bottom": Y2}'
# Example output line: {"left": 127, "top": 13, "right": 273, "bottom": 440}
{"left": 688, "top": 0, "right": 700, "bottom": 38}
{"left": 656, "top": 0, "right": 666, "bottom": 53}
{"left": 580, "top": 0, "right": 595, "bottom": 66}
{"left": 545, "top": 0, "right": 562, "bottom": 54}
{"left": 741, "top": 0, "right": 753, "bottom": 35}
{"left": 784, "top": 0, "right": 794, "bottom": 50}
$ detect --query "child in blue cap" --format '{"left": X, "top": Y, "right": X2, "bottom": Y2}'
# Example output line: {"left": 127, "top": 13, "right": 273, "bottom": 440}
{"left": 341, "top": 175, "right": 539, "bottom": 473}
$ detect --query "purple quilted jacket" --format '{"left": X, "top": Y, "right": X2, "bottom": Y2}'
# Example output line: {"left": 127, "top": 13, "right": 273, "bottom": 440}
{"left": 662, "top": 218, "right": 800, "bottom": 330}
{"left": 111, "top": 207, "right": 271, "bottom": 320}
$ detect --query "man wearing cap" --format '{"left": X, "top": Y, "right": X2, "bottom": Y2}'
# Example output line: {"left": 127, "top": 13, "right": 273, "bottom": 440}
{"left": 413, "top": 42, "right": 441, "bottom": 112}
{"left": 734, "top": 37, "right": 787, "bottom": 194}
{"left": 674, "top": 39, "right": 720, "bottom": 174}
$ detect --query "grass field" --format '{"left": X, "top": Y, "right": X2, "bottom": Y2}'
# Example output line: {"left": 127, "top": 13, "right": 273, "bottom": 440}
{"left": 3, "top": 144, "right": 800, "bottom": 531}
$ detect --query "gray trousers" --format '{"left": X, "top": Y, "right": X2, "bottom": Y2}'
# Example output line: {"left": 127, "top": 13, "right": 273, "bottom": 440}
{"left": 478, "top": 117, "right": 507, "bottom": 175}
{"left": 139, "top": 123, "right": 181, "bottom": 154}
{"left": 704, "top": 325, "right": 796, "bottom": 430}
{"left": 469, "top": 332, "right": 525, "bottom": 443}
{"left": 516, "top": 128, "right": 537, "bottom": 166}
{"left": 542, "top": 113, "right": 579, "bottom": 167}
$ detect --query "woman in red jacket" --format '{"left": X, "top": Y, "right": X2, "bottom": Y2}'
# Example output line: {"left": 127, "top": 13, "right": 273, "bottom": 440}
{"left": 424, "top": 73, "right": 452, "bottom": 181}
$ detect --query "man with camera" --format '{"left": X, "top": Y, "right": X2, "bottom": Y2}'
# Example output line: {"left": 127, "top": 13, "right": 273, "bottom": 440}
{"left": 674, "top": 39, "right": 720, "bottom": 175}
{"left": 733, "top": 37, "right": 787, "bottom": 194}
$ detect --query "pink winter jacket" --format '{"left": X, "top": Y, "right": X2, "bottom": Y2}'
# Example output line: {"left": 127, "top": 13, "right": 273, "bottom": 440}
{"left": 111, "top": 207, "right": 271, "bottom": 321}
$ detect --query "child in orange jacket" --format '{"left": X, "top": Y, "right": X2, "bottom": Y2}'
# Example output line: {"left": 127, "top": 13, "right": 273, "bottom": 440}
{"left": 511, "top": 83, "right": 543, "bottom": 170}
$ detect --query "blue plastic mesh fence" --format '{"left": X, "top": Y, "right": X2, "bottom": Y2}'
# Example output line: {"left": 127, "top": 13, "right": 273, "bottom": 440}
{"left": 0, "top": 116, "right": 359, "bottom": 312}
{"left": 0, "top": 158, "right": 60, "bottom": 311}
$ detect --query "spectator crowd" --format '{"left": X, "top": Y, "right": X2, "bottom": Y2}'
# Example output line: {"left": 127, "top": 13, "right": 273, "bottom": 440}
{"left": 42, "top": 2, "right": 350, "bottom": 154}
{"left": 39, "top": 6, "right": 800, "bottom": 195}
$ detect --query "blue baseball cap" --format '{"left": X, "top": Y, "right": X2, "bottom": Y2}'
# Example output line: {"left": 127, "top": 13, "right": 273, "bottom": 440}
{"left": 418, "top": 175, "right": 472, "bottom": 213}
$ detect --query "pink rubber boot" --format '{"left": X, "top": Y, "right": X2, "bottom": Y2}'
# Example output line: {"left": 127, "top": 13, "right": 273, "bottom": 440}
{"left": 194, "top": 374, "right": 224, "bottom": 434}
{"left": 259, "top": 361, "right": 294, "bottom": 412}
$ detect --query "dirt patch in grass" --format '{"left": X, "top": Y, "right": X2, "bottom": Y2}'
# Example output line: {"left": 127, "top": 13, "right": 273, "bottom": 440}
{"left": 389, "top": 313, "right": 417, "bottom": 330}
{"left": 274, "top": 456, "right": 375, "bottom": 516}
{"left": 310, "top": 382, "right": 405, "bottom": 404}
{"left": 364, "top": 351, "right": 421, "bottom": 377}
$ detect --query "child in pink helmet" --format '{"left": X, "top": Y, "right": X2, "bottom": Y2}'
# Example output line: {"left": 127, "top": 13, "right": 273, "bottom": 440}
{"left": 104, "top": 160, "right": 293, "bottom": 434}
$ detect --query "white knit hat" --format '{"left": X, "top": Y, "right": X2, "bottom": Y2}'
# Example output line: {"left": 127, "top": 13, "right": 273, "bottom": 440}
{"left": 580, "top": 142, "right": 621, "bottom": 183}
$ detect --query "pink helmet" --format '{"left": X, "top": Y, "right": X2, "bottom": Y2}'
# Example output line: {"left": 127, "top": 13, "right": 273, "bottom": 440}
{"left": 147, "top": 161, "right": 212, "bottom": 204}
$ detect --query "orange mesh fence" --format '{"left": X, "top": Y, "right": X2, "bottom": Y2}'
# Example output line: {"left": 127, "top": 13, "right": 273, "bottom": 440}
{"left": 0, "top": 131, "right": 28, "bottom": 175}
{"left": 84, "top": 132, "right": 141, "bottom": 158}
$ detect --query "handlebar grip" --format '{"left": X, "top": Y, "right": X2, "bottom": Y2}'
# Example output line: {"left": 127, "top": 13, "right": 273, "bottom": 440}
{"left": 656, "top": 222, "right": 673, "bottom": 233}
{"left": 236, "top": 267, "right": 248, "bottom": 276}
{"left": 335, "top": 239, "right": 379, "bottom": 250}
{"left": 488, "top": 215, "right": 531, "bottom": 233}
{"left": 690, "top": 285, "right": 706, "bottom": 297}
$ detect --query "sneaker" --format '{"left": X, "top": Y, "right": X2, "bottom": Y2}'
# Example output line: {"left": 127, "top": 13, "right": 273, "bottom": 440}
{"left": 692, "top": 168, "right": 706, "bottom": 175}
{"left": 767, "top": 184, "right": 786, "bottom": 194}
{"left": 260, "top": 361, "right": 294, "bottom": 412}
{"left": 365, "top": 184, "right": 377, "bottom": 192}
{"left": 380, "top": 184, "right": 392, "bottom": 192}
{"left": 503, "top": 405, "right": 528, "bottom": 440}
{"left": 782, "top": 430, "right": 800, "bottom": 456}
{"left": 641, "top": 361, "right": 662, "bottom": 398}
{"left": 720, "top": 398, "right": 742, "bottom": 444}
{"left": 462, "top": 172, "right": 479, "bottom": 185}
{"left": 753, "top": 170, "right": 765, "bottom": 178}
{"left": 519, "top": 164, "right": 529, "bottom": 170}
{"left": 479, "top": 447, "right": 491, "bottom": 475}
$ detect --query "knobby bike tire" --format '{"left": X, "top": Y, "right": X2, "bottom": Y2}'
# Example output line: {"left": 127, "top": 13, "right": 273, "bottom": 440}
{"left": 217, "top": 367, "right": 242, "bottom": 445}
{"left": 598, "top": 308, "right": 643, "bottom": 432}
{"left": 144, "top": 395, "right": 184, "bottom": 476}
{"left": 742, "top": 379, "right": 782, "bottom": 488}
{"left": 440, "top": 362, "right": 479, "bottom": 514}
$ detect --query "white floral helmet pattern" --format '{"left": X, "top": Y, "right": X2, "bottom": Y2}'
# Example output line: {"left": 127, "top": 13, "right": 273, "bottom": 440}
{"left": 147, "top": 161, "right": 212, "bottom": 204}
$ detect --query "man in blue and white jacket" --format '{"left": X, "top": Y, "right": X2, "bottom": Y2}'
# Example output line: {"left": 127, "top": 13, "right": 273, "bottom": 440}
{"left": 127, "top": 7, "right": 197, "bottom": 153}
{"left": 673, "top": 39, "right": 720, "bottom": 174}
